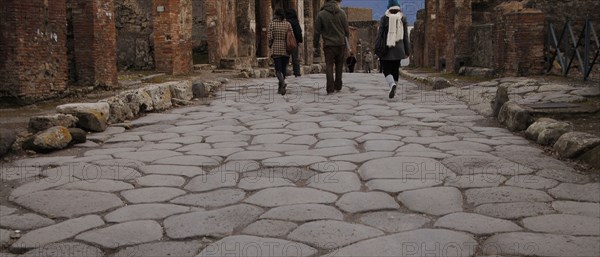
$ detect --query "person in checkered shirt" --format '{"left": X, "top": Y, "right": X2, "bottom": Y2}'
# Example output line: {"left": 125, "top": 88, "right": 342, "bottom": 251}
{"left": 268, "top": 8, "right": 293, "bottom": 95}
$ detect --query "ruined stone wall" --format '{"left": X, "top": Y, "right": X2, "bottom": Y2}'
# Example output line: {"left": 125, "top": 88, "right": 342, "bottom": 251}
{"left": 115, "top": 0, "right": 154, "bottom": 70}
{"left": 411, "top": 9, "right": 426, "bottom": 67}
{"left": 495, "top": 10, "right": 546, "bottom": 75}
{"left": 471, "top": 24, "right": 495, "bottom": 67}
{"left": 205, "top": 0, "right": 240, "bottom": 65}
{"left": 526, "top": 0, "right": 600, "bottom": 25}
{"left": 153, "top": 0, "right": 193, "bottom": 75}
{"left": 0, "top": 0, "right": 68, "bottom": 102}
{"left": 342, "top": 7, "right": 373, "bottom": 22}
{"left": 192, "top": 0, "right": 208, "bottom": 52}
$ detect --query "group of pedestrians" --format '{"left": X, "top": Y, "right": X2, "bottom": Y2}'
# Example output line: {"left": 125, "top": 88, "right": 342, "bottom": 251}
{"left": 269, "top": 0, "right": 410, "bottom": 98}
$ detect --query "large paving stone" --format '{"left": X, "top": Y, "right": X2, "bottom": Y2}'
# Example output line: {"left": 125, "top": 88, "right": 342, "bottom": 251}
{"left": 247, "top": 143, "right": 309, "bottom": 152}
{"left": 434, "top": 212, "right": 522, "bottom": 235}
{"left": 331, "top": 152, "right": 394, "bottom": 163}
{"left": 262, "top": 156, "right": 329, "bottom": 167}
{"left": 171, "top": 188, "right": 245, "bottom": 208}
{"left": 259, "top": 204, "right": 344, "bottom": 221}
{"left": 548, "top": 183, "right": 600, "bottom": 202}
{"left": 69, "top": 164, "right": 142, "bottom": 181}
{"left": 366, "top": 179, "right": 442, "bottom": 193}
{"left": 114, "top": 241, "right": 202, "bottom": 257}
{"left": 153, "top": 155, "right": 219, "bottom": 166}
{"left": 322, "top": 229, "right": 477, "bottom": 257}
{"left": 114, "top": 150, "right": 182, "bottom": 162}
{"left": 76, "top": 220, "right": 163, "bottom": 248}
{"left": 226, "top": 151, "right": 282, "bottom": 161}
{"left": 237, "top": 177, "right": 294, "bottom": 190}
{"left": 554, "top": 132, "right": 600, "bottom": 158}
{"left": 504, "top": 175, "right": 558, "bottom": 189}
{"left": 307, "top": 172, "right": 362, "bottom": 193}
{"left": 135, "top": 175, "right": 186, "bottom": 187}
{"left": 244, "top": 187, "right": 338, "bottom": 207}
{"left": 184, "top": 172, "right": 238, "bottom": 192}
{"left": 359, "top": 211, "right": 431, "bottom": 233}
{"left": 285, "top": 135, "right": 318, "bottom": 145}
{"left": 0, "top": 213, "right": 55, "bottom": 230}
{"left": 56, "top": 102, "right": 110, "bottom": 132}
{"left": 11, "top": 215, "right": 104, "bottom": 250}
{"left": 356, "top": 133, "right": 402, "bottom": 143}
{"left": 309, "top": 161, "right": 358, "bottom": 172}
{"left": 59, "top": 179, "right": 134, "bottom": 192}
{"left": 242, "top": 219, "right": 298, "bottom": 237}
{"left": 286, "top": 146, "right": 359, "bottom": 157}
{"left": 431, "top": 141, "right": 493, "bottom": 152}
{"left": 105, "top": 204, "right": 192, "bottom": 222}
{"left": 537, "top": 168, "right": 590, "bottom": 183}
{"left": 139, "top": 165, "right": 205, "bottom": 177}
{"left": 359, "top": 157, "right": 452, "bottom": 181}
{"left": 288, "top": 220, "right": 384, "bottom": 250}
{"left": 403, "top": 136, "right": 459, "bottom": 145}
{"left": 0, "top": 228, "right": 9, "bottom": 247}
{"left": 164, "top": 204, "right": 263, "bottom": 239}
{"left": 363, "top": 140, "right": 404, "bottom": 151}
{"left": 465, "top": 186, "right": 553, "bottom": 206}
{"left": 20, "top": 242, "right": 103, "bottom": 257}
{"left": 482, "top": 232, "right": 599, "bottom": 257}
{"left": 336, "top": 192, "right": 400, "bottom": 213}
{"left": 552, "top": 201, "right": 600, "bottom": 217}
{"left": 315, "top": 139, "right": 356, "bottom": 148}
{"left": 444, "top": 174, "right": 506, "bottom": 188}
{"left": 474, "top": 202, "right": 555, "bottom": 219}
{"left": 13, "top": 190, "right": 123, "bottom": 218}
{"left": 522, "top": 214, "right": 600, "bottom": 235}
{"left": 397, "top": 187, "right": 463, "bottom": 216}
{"left": 252, "top": 134, "right": 293, "bottom": 144}
{"left": 0, "top": 205, "right": 17, "bottom": 216}
{"left": 198, "top": 235, "right": 317, "bottom": 257}
{"left": 442, "top": 156, "right": 534, "bottom": 176}
{"left": 121, "top": 187, "right": 186, "bottom": 203}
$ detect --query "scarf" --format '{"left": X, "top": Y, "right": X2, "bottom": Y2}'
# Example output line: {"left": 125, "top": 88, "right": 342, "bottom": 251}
{"left": 385, "top": 7, "right": 404, "bottom": 47}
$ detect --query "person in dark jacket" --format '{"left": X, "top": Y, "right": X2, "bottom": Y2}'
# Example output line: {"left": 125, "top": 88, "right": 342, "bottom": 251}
{"left": 374, "top": 0, "right": 410, "bottom": 99}
{"left": 286, "top": 9, "right": 303, "bottom": 77}
{"left": 314, "top": 0, "right": 350, "bottom": 94}
{"left": 269, "top": 8, "right": 293, "bottom": 95}
{"left": 346, "top": 52, "right": 357, "bottom": 73}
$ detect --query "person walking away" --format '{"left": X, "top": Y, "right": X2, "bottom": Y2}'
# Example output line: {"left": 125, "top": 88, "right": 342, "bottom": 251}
{"left": 286, "top": 9, "right": 303, "bottom": 77}
{"left": 269, "top": 9, "right": 293, "bottom": 95}
{"left": 363, "top": 49, "right": 373, "bottom": 73}
{"left": 375, "top": 0, "right": 410, "bottom": 99}
{"left": 346, "top": 52, "right": 357, "bottom": 73}
{"left": 314, "top": 0, "right": 350, "bottom": 94}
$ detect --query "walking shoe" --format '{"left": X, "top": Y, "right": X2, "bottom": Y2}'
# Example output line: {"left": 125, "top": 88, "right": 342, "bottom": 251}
{"left": 385, "top": 75, "right": 397, "bottom": 99}
{"left": 389, "top": 84, "right": 397, "bottom": 99}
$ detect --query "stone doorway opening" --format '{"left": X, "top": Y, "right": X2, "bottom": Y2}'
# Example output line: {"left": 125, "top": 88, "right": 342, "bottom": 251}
{"left": 192, "top": 0, "right": 209, "bottom": 64}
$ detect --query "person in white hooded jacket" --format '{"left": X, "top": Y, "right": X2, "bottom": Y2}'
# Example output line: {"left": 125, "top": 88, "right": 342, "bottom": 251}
{"left": 374, "top": 0, "right": 410, "bottom": 99}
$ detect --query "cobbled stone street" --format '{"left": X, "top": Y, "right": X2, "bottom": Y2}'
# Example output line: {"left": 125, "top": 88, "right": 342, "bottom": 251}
{"left": 1, "top": 73, "right": 599, "bottom": 257}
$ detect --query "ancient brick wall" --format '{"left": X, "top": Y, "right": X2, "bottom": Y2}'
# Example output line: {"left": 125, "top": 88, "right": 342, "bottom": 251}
{"left": 192, "top": 0, "right": 208, "bottom": 52}
{"left": 411, "top": 9, "right": 426, "bottom": 67}
{"left": 0, "top": 0, "right": 68, "bottom": 102}
{"left": 153, "top": 0, "right": 193, "bottom": 75}
{"left": 342, "top": 7, "right": 373, "bottom": 22}
{"left": 70, "top": 0, "right": 118, "bottom": 88}
{"left": 205, "top": 0, "right": 240, "bottom": 65}
{"left": 115, "top": 0, "right": 154, "bottom": 70}
{"left": 495, "top": 9, "right": 545, "bottom": 75}
{"left": 471, "top": 24, "right": 495, "bottom": 67}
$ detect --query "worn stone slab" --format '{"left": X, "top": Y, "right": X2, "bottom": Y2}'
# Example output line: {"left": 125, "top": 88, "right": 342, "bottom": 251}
{"left": 68, "top": 164, "right": 141, "bottom": 181}
{"left": 366, "top": 179, "right": 442, "bottom": 193}
{"left": 504, "top": 175, "right": 559, "bottom": 189}
{"left": 153, "top": 155, "right": 219, "bottom": 166}
{"left": 466, "top": 186, "right": 553, "bottom": 206}
{"left": 552, "top": 201, "right": 600, "bottom": 217}
{"left": 13, "top": 190, "right": 123, "bottom": 218}
{"left": 242, "top": 220, "right": 298, "bottom": 237}
{"left": 431, "top": 141, "right": 493, "bottom": 152}
{"left": 342, "top": 125, "right": 382, "bottom": 133}
{"left": 137, "top": 143, "right": 182, "bottom": 151}
{"left": 226, "top": 151, "right": 282, "bottom": 161}
{"left": 359, "top": 157, "right": 451, "bottom": 181}
{"left": 523, "top": 214, "right": 600, "bottom": 235}
{"left": 0, "top": 206, "right": 17, "bottom": 217}
{"left": 171, "top": 189, "right": 245, "bottom": 208}
{"left": 284, "top": 135, "right": 318, "bottom": 145}
{"left": 288, "top": 220, "right": 384, "bottom": 250}
{"left": 442, "top": 156, "right": 533, "bottom": 176}
{"left": 474, "top": 202, "right": 555, "bottom": 219}
{"left": 105, "top": 203, "right": 192, "bottom": 223}
{"left": 359, "top": 211, "right": 431, "bottom": 233}
{"left": 331, "top": 152, "right": 394, "bottom": 163}
{"left": 445, "top": 174, "right": 506, "bottom": 188}
{"left": 537, "top": 169, "right": 590, "bottom": 183}
{"left": 262, "top": 156, "right": 328, "bottom": 167}
{"left": 20, "top": 242, "right": 103, "bottom": 257}
{"left": 336, "top": 192, "right": 400, "bottom": 213}
{"left": 59, "top": 179, "right": 134, "bottom": 192}
{"left": 403, "top": 136, "right": 459, "bottom": 145}
{"left": 252, "top": 134, "right": 293, "bottom": 144}
{"left": 83, "top": 147, "right": 136, "bottom": 157}
{"left": 398, "top": 187, "right": 463, "bottom": 216}
{"left": 121, "top": 187, "right": 186, "bottom": 203}
{"left": 554, "top": 132, "right": 600, "bottom": 158}
{"left": 260, "top": 204, "right": 343, "bottom": 222}
{"left": 363, "top": 140, "right": 405, "bottom": 151}
{"left": 176, "top": 143, "right": 211, "bottom": 152}
{"left": 482, "top": 232, "right": 599, "bottom": 257}
{"left": 184, "top": 172, "right": 238, "bottom": 192}
{"left": 247, "top": 144, "right": 309, "bottom": 152}
{"left": 205, "top": 135, "right": 251, "bottom": 143}
{"left": 198, "top": 235, "right": 316, "bottom": 257}
{"left": 114, "top": 150, "right": 182, "bottom": 162}
{"left": 315, "top": 139, "right": 356, "bottom": 148}
{"left": 11, "top": 215, "right": 104, "bottom": 250}
{"left": 323, "top": 229, "right": 477, "bottom": 257}
{"left": 114, "top": 241, "right": 202, "bottom": 257}
{"left": 139, "top": 165, "right": 205, "bottom": 177}
{"left": 307, "top": 172, "right": 362, "bottom": 194}
{"left": 317, "top": 132, "right": 364, "bottom": 139}
{"left": 135, "top": 175, "right": 186, "bottom": 187}
{"left": 434, "top": 212, "right": 522, "bottom": 235}
{"left": 310, "top": 161, "right": 358, "bottom": 172}
{"left": 356, "top": 133, "right": 402, "bottom": 143}
{"left": 286, "top": 146, "right": 360, "bottom": 157}
{"left": 237, "top": 177, "right": 294, "bottom": 190}
{"left": 76, "top": 220, "right": 163, "bottom": 249}
{"left": 0, "top": 228, "right": 9, "bottom": 247}
{"left": 245, "top": 187, "right": 337, "bottom": 207}
{"left": 0, "top": 213, "right": 55, "bottom": 230}
{"left": 210, "top": 160, "right": 261, "bottom": 173}
{"left": 164, "top": 204, "right": 263, "bottom": 239}
{"left": 548, "top": 183, "right": 600, "bottom": 202}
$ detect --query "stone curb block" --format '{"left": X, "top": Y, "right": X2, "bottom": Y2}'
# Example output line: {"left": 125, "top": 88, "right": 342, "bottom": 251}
{"left": 554, "top": 132, "right": 600, "bottom": 159}
{"left": 56, "top": 103, "right": 110, "bottom": 132}
{"left": 498, "top": 101, "right": 532, "bottom": 132}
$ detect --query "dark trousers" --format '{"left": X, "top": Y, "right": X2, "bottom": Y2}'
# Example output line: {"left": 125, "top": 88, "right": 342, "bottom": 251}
{"left": 273, "top": 56, "right": 290, "bottom": 78}
{"left": 364, "top": 62, "right": 372, "bottom": 73}
{"left": 291, "top": 48, "right": 301, "bottom": 76}
{"left": 381, "top": 60, "right": 401, "bottom": 81}
{"left": 324, "top": 46, "right": 345, "bottom": 93}
{"left": 347, "top": 64, "right": 355, "bottom": 73}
